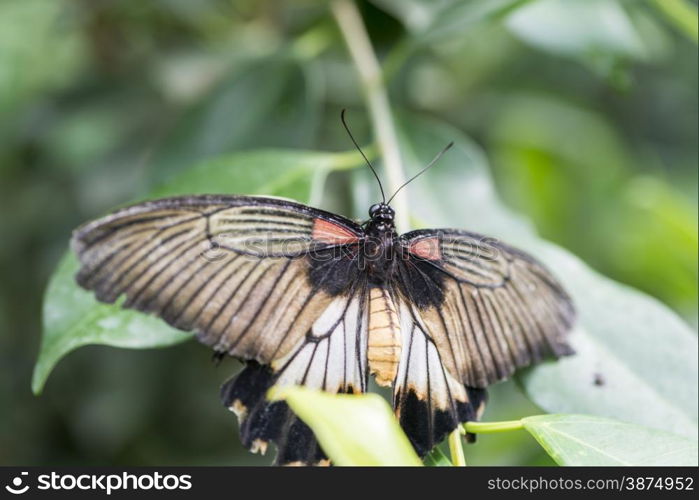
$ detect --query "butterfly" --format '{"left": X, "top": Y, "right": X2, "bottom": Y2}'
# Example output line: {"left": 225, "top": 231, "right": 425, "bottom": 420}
{"left": 70, "top": 111, "right": 575, "bottom": 465}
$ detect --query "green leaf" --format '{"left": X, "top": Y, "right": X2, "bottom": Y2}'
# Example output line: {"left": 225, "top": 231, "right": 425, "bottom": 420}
{"left": 506, "top": 0, "right": 647, "bottom": 59}
{"left": 423, "top": 447, "right": 454, "bottom": 466}
{"left": 488, "top": 94, "right": 698, "bottom": 320}
{"left": 33, "top": 149, "right": 363, "bottom": 394}
{"left": 522, "top": 414, "right": 699, "bottom": 466}
{"left": 615, "top": 176, "right": 699, "bottom": 320}
{"left": 649, "top": 0, "right": 698, "bottom": 43}
{"left": 0, "top": 0, "right": 85, "bottom": 116}
{"left": 372, "top": 0, "right": 532, "bottom": 39}
{"left": 148, "top": 149, "right": 364, "bottom": 202}
{"left": 33, "top": 253, "right": 192, "bottom": 395}
{"left": 149, "top": 56, "right": 322, "bottom": 182}
{"left": 390, "top": 112, "right": 698, "bottom": 439}
{"left": 376, "top": 0, "right": 661, "bottom": 86}
{"left": 270, "top": 386, "right": 422, "bottom": 466}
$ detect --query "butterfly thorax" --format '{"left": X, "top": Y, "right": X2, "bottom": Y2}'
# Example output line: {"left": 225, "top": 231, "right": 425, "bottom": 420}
{"left": 363, "top": 203, "right": 399, "bottom": 284}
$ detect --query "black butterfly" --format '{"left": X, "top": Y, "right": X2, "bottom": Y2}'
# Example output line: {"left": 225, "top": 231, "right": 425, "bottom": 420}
{"left": 71, "top": 112, "right": 575, "bottom": 465}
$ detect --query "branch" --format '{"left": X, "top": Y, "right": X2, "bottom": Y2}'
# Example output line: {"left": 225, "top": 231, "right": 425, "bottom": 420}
{"left": 331, "top": 0, "right": 409, "bottom": 232}
{"left": 448, "top": 428, "right": 467, "bottom": 466}
{"left": 464, "top": 420, "right": 524, "bottom": 433}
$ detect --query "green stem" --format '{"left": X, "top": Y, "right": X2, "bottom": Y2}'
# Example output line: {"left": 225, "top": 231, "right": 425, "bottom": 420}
{"left": 448, "top": 428, "right": 467, "bottom": 466}
{"left": 330, "top": 0, "right": 409, "bottom": 232}
{"left": 464, "top": 419, "right": 524, "bottom": 434}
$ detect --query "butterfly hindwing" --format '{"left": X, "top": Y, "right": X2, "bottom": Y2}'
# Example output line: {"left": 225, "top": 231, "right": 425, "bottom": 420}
{"left": 392, "top": 297, "right": 487, "bottom": 456}
{"left": 221, "top": 282, "right": 370, "bottom": 465}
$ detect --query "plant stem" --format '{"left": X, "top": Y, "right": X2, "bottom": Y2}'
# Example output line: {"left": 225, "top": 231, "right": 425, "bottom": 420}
{"left": 464, "top": 420, "right": 524, "bottom": 434}
{"left": 331, "top": 0, "right": 409, "bottom": 232}
{"left": 448, "top": 428, "right": 467, "bottom": 466}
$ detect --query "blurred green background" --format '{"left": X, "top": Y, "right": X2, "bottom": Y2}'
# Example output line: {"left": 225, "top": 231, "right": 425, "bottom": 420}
{"left": 1, "top": 0, "right": 696, "bottom": 466}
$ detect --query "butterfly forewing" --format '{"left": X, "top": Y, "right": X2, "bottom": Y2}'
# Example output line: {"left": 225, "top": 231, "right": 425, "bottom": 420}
{"left": 71, "top": 195, "right": 364, "bottom": 365}
{"left": 396, "top": 229, "right": 574, "bottom": 389}
{"left": 384, "top": 229, "right": 573, "bottom": 454}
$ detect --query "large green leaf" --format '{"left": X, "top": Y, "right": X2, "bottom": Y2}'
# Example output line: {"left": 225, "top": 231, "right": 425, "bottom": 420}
{"left": 270, "top": 386, "right": 422, "bottom": 466}
{"left": 0, "top": 0, "right": 84, "bottom": 116}
{"left": 371, "top": 0, "right": 532, "bottom": 40}
{"left": 34, "top": 254, "right": 192, "bottom": 396}
{"left": 148, "top": 56, "right": 322, "bottom": 183}
{"left": 649, "top": 0, "right": 698, "bottom": 43}
{"left": 374, "top": 0, "right": 663, "bottom": 85}
{"left": 506, "top": 0, "right": 647, "bottom": 59}
{"left": 487, "top": 94, "right": 698, "bottom": 319}
{"left": 388, "top": 113, "right": 698, "bottom": 439}
{"left": 373, "top": 0, "right": 533, "bottom": 78}
{"left": 33, "top": 149, "right": 363, "bottom": 394}
{"left": 522, "top": 414, "right": 698, "bottom": 466}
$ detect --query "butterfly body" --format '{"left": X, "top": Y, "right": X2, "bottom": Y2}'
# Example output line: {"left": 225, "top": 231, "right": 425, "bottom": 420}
{"left": 360, "top": 202, "right": 399, "bottom": 284}
{"left": 72, "top": 194, "right": 575, "bottom": 464}
{"left": 367, "top": 286, "right": 401, "bottom": 386}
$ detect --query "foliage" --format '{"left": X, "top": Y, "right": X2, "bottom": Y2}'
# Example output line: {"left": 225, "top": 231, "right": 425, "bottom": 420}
{"left": 270, "top": 386, "right": 422, "bottom": 466}
{"left": 0, "top": 0, "right": 696, "bottom": 466}
{"left": 520, "top": 414, "right": 698, "bottom": 466}
{"left": 273, "top": 388, "right": 698, "bottom": 466}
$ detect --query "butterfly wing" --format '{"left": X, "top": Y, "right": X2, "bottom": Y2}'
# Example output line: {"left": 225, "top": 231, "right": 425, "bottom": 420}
{"left": 72, "top": 194, "right": 365, "bottom": 362}
{"left": 221, "top": 281, "right": 369, "bottom": 465}
{"left": 389, "top": 229, "right": 574, "bottom": 455}
{"left": 72, "top": 194, "right": 369, "bottom": 463}
{"left": 390, "top": 293, "right": 487, "bottom": 456}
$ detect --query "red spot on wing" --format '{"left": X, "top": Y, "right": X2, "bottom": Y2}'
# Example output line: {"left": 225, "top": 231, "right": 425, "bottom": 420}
{"left": 312, "top": 218, "right": 359, "bottom": 244}
{"left": 409, "top": 237, "right": 441, "bottom": 261}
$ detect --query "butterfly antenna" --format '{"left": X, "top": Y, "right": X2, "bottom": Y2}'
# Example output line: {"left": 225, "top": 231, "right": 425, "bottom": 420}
{"left": 340, "top": 109, "right": 386, "bottom": 203}
{"left": 386, "top": 141, "right": 454, "bottom": 205}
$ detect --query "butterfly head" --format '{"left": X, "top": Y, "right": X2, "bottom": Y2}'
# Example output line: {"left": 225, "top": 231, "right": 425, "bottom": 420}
{"left": 369, "top": 203, "right": 395, "bottom": 223}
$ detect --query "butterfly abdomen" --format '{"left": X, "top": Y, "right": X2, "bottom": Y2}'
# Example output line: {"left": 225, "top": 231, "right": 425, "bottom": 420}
{"left": 368, "top": 287, "right": 401, "bottom": 387}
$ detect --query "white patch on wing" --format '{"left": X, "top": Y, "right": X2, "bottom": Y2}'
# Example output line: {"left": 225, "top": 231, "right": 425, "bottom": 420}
{"left": 272, "top": 293, "right": 367, "bottom": 393}
{"left": 395, "top": 301, "right": 469, "bottom": 411}
{"left": 327, "top": 319, "right": 346, "bottom": 388}
{"left": 275, "top": 343, "right": 314, "bottom": 387}
{"left": 311, "top": 296, "right": 347, "bottom": 337}
{"left": 343, "top": 297, "right": 361, "bottom": 387}
{"left": 304, "top": 344, "right": 328, "bottom": 389}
